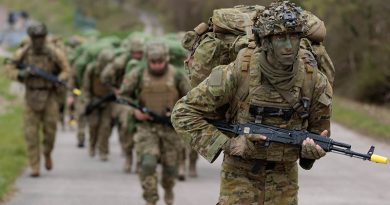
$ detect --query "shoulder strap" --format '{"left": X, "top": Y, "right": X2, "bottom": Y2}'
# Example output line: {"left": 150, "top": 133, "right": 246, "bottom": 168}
{"left": 225, "top": 44, "right": 256, "bottom": 121}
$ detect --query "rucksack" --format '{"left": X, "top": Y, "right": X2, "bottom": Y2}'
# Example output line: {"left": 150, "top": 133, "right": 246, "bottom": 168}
{"left": 182, "top": 5, "right": 335, "bottom": 88}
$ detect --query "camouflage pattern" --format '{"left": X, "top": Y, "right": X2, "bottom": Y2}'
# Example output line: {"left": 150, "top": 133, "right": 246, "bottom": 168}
{"left": 83, "top": 49, "right": 116, "bottom": 159}
{"left": 184, "top": 3, "right": 333, "bottom": 89}
{"left": 100, "top": 40, "right": 145, "bottom": 170}
{"left": 119, "top": 42, "right": 190, "bottom": 204}
{"left": 4, "top": 31, "right": 70, "bottom": 175}
{"left": 171, "top": 2, "right": 332, "bottom": 203}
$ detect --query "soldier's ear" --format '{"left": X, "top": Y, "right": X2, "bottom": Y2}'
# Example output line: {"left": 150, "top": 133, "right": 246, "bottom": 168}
{"left": 261, "top": 38, "right": 272, "bottom": 52}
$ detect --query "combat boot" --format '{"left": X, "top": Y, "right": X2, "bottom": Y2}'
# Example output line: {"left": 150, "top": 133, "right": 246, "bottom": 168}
{"left": 89, "top": 146, "right": 95, "bottom": 157}
{"left": 189, "top": 160, "right": 197, "bottom": 178}
{"left": 177, "top": 160, "right": 185, "bottom": 181}
{"left": 77, "top": 133, "right": 85, "bottom": 148}
{"left": 164, "top": 189, "right": 174, "bottom": 205}
{"left": 123, "top": 156, "right": 132, "bottom": 173}
{"left": 44, "top": 154, "right": 53, "bottom": 171}
{"left": 30, "top": 166, "right": 40, "bottom": 178}
{"left": 100, "top": 153, "right": 108, "bottom": 162}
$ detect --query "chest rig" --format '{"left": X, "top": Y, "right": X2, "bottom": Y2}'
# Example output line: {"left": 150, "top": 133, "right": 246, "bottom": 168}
{"left": 91, "top": 65, "right": 111, "bottom": 97}
{"left": 228, "top": 46, "right": 318, "bottom": 161}
{"left": 139, "top": 65, "right": 179, "bottom": 116}
{"left": 23, "top": 46, "right": 58, "bottom": 90}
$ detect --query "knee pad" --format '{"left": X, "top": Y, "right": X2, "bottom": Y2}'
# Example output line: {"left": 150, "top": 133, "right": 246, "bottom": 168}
{"left": 163, "top": 165, "right": 177, "bottom": 177}
{"left": 141, "top": 155, "right": 157, "bottom": 176}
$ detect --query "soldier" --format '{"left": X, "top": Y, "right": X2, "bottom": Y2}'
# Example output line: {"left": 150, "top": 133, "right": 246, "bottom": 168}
{"left": 83, "top": 49, "right": 115, "bottom": 161}
{"left": 4, "top": 22, "right": 70, "bottom": 177}
{"left": 101, "top": 37, "right": 145, "bottom": 172}
{"left": 119, "top": 41, "right": 190, "bottom": 205}
{"left": 171, "top": 1, "right": 333, "bottom": 205}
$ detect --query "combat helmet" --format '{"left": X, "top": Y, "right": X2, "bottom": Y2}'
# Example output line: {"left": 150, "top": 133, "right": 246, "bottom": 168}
{"left": 253, "top": 1, "right": 307, "bottom": 44}
{"left": 129, "top": 37, "right": 145, "bottom": 53}
{"left": 96, "top": 48, "right": 115, "bottom": 70}
{"left": 145, "top": 41, "right": 169, "bottom": 62}
{"left": 27, "top": 22, "right": 48, "bottom": 38}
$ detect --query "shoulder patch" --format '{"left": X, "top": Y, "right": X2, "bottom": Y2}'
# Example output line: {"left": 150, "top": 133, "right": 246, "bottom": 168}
{"left": 318, "top": 92, "right": 331, "bottom": 106}
{"left": 208, "top": 69, "right": 223, "bottom": 87}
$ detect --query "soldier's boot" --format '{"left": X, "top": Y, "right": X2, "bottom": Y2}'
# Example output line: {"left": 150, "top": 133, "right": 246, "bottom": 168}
{"left": 123, "top": 155, "right": 132, "bottom": 173}
{"left": 100, "top": 153, "right": 108, "bottom": 162}
{"left": 164, "top": 189, "right": 174, "bottom": 205}
{"left": 89, "top": 146, "right": 96, "bottom": 157}
{"left": 189, "top": 159, "right": 198, "bottom": 178}
{"left": 177, "top": 161, "right": 186, "bottom": 181}
{"left": 30, "top": 165, "right": 40, "bottom": 178}
{"left": 44, "top": 154, "right": 53, "bottom": 171}
{"left": 77, "top": 133, "right": 85, "bottom": 148}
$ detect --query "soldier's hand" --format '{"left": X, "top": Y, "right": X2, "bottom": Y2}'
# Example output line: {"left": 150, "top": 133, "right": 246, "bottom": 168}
{"left": 133, "top": 109, "right": 153, "bottom": 121}
{"left": 222, "top": 135, "right": 256, "bottom": 158}
{"left": 301, "top": 130, "right": 328, "bottom": 160}
{"left": 67, "top": 96, "right": 75, "bottom": 106}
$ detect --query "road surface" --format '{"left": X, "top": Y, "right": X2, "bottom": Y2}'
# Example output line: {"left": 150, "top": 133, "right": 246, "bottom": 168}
{"left": 2, "top": 123, "right": 390, "bottom": 205}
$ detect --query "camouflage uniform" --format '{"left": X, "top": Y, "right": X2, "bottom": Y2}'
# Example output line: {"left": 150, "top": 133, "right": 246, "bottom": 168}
{"left": 72, "top": 37, "right": 121, "bottom": 147}
{"left": 83, "top": 49, "right": 116, "bottom": 160}
{"left": 119, "top": 42, "right": 190, "bottom": 205}
{"left": 172, "top": 2, "right": 333, "bottom": 205}
{"left": 101, "top": 37, "right": 145, "bottom": 172}
{"left": 4, "top": 22, "right": 70, "bottom": 177}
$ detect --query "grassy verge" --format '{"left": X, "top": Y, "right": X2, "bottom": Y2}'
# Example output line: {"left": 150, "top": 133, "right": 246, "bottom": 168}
{"left": 0, "top": 74, "right": 25, "bottom": 202}
{"left": 332, "top": 97, "right": 390, "bottom": 141}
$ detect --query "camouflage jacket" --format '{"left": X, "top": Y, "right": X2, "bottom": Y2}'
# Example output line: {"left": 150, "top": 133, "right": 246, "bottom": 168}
{"left": 171, "top": 48, "right": 332, "bottom": 163}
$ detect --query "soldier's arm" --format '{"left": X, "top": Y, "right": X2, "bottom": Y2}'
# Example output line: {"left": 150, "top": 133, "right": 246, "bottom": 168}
{"left": 118, "top": 68, "right": 141, "bottom": 101}
{"left": 171, "top": 63, "right": 239, "bottom": 163}
{"left": 300, "top": 72, "right": 332, "bottom": 169}
{"left": 4, "top": 48, "right": 27, "bottom": 82}
{"left": 100, "top": 63, "right": 116, "bottom": 87}
{"left": 51, "top": 46, "right": 71, "bottom": 81}
{"left": 81, "top": 64, "right": 93, "bottom": 104}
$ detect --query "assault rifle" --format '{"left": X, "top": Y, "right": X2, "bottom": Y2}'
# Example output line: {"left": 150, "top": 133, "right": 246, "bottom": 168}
{"left": 84, "top": 92, "right": 117, "bottom": 115}
{"left": 209, "top": 121, "right": 388, "bottom": 164}
{"left": 84, "top": 92, "right": 171, "bottom": 125}
{"left": 116, "top": 97, "right": 171, "bottom": 125}
{"left": 5, "top": 59, "right": 81, "bottom": 96}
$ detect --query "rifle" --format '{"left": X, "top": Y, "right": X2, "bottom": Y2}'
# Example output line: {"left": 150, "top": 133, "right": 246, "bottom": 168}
{"left": 209, "top": 120, "right": 388, "bottom": 164}
{"left": 5, "top": 59, "right": 81, "bottom": 96}
{"left": 83, "top": 93, "right": 171, "bottom": 125}
{"left": 84, "top": 92, "right": 116, "bottom": 115}
{"left": 116, "top": 97, "right": 171, "bottom": 125}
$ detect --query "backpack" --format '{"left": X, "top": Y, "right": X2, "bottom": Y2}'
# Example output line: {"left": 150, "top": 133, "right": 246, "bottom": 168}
{"left": 182, "top": 5, "right": 335, "bottom": 88}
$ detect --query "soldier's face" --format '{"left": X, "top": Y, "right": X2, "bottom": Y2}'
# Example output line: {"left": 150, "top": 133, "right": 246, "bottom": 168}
{"left": 269, "top": 33, "right": 300, "bottom": 66}
{"left": 31, "top": 36, "right": 46, "bottom": 51}
{"left": 148, "top": 58, "right": 167, "bottom": 75}
{"left": 131, "top": 51, "right": 143, "bottom": 60}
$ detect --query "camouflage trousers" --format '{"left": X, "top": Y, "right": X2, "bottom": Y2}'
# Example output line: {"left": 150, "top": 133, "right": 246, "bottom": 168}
{"left": 24, "top": 94, "right": 59, "bottom": 171}
{"left": 75, "top": 96, "right": 87, "bottom": 144}
{"left": 88, "top": 102, "right": 114, "bottom": 156}
{"left": 135, "top": 124, "right": 181, "bottom": 204}
{"left": 111, "top": 104, "right": 134, "bottom": 159}
{"left": 217, "top": 155, "right": 299, "bottom": 205}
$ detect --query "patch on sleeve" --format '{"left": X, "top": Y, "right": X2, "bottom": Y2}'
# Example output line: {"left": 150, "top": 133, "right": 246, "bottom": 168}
{"left": 318, "top": 93, "right": 331, "bottom": 106}
{"left": 208, "top": 69, "right": 223, "bottom": 87}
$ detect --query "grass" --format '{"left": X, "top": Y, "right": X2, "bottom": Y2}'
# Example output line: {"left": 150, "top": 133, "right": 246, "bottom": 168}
{"left": 332, "top": 97, "right": 390, "bottom": 141}
{"left": 0, "top": 73, "right": 25, "bottom": 202}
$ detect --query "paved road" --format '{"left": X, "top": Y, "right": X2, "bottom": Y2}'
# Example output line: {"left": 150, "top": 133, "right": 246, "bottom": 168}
{"left": 2, "top": 123, "right": 390, "bottom": 205}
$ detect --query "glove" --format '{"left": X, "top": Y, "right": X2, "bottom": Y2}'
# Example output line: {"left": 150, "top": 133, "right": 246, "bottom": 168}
{"left": 301, "top": 138, "right": 326, "bottom": 160}
{"left": 17, "top": 69, "right": 29, "bottom": 81}
{"left": 222, "top": 134, "right": 266, "bottom": 158}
